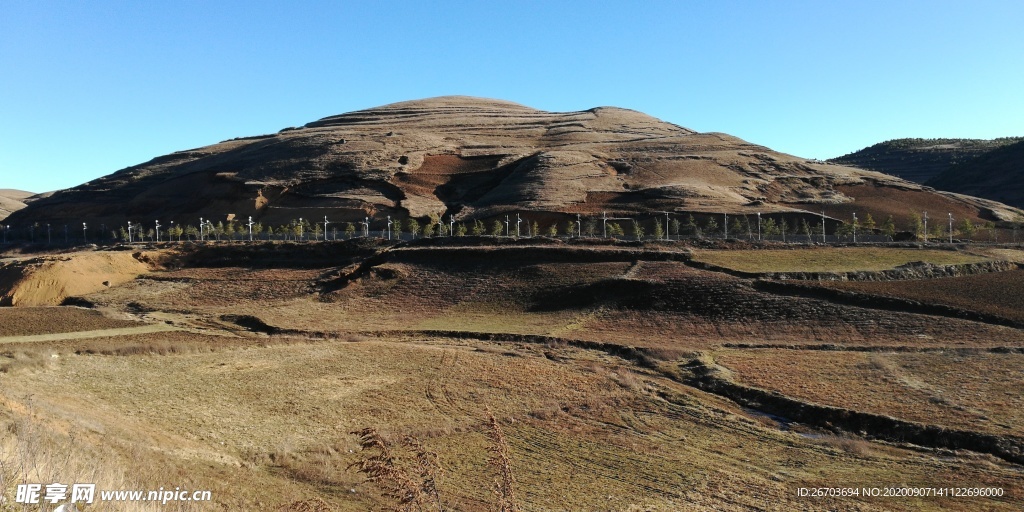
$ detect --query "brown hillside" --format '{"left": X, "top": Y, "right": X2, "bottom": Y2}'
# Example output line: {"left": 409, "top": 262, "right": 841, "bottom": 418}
{"left": 8, "top": 97, "right": 1021, "bottom": 229}
{"left": 0, "top": 189, "right": 34, "bottom": 221}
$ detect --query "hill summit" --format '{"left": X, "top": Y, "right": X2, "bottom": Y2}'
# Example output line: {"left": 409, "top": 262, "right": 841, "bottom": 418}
{"left": 8, "top": 97, "right": 1020, "bottom": 229}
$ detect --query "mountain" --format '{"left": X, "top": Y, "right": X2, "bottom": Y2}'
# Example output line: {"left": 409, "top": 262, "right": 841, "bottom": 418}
{"left": 829, "top": 137, "right": 1024, "bottom": 184}
{"left": 926, "top": 140, "right": 1024, "bottom": 209}
{"left": 0, "top": 189, "right": 36, "bottom": 221}
{"left": 7, "top": 97, "right": 1021, "bottom": 230}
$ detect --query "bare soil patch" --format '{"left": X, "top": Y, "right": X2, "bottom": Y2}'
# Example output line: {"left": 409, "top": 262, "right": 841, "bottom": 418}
{"left": 815, "top": 269, "right": 1024, "bottom": 324}
{"left": 0, "top": 250, "right": 155, "bottom": 306}
{"left": 0, "top": 306, "right": 142, "bottom": 336}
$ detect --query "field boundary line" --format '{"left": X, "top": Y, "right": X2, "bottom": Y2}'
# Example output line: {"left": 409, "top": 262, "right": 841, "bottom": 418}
{"left": 0, "top": 323, "right": 179, "bottom": 344}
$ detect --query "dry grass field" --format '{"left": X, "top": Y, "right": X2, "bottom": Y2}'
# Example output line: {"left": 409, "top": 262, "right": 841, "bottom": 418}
{"left": 712, "top": 349, "right": 1024, "bottom": 437}
{"left": 690, "top": 247, "right": 990, "bottom": 273}
{"left": 2, "top": 242, "right": 1023, "bottom": 510}
{"left": 4, "top": 331, "right": 1022, "bottom": 511}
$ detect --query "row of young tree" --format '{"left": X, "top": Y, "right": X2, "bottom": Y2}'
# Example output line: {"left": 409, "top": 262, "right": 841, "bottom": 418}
{"left": 3, "top": 211, "right": 1019, "bottom": 244}
{"left": 108, "top": 213, "right": 1001, "bottom": 242}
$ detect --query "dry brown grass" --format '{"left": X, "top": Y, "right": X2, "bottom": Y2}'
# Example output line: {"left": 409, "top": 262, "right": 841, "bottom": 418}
{"left": 485, "top": 412, "right": 518, "bottom": 512}
{"left": 690, "top": 247, "right": 990, "bottom": 273}
{"left": 1, "top": 330, "right": 1021, "bottom": 510}
{"left": 4, "top": 243, "right": 1024, "bottom": 510}
{"left": 348, "top": 427, "right": 445, "bottom": 512}
{"left": 713, "top": 349, "right": 1024, "bottom": 436}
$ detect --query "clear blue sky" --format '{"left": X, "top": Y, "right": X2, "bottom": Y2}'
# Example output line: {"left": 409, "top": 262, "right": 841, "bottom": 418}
{"left": 2, "top": 0, "right": 1022, "bottom": 193}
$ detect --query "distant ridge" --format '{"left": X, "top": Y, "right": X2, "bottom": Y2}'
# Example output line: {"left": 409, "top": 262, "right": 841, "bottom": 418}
{"left": 926, "top": 140, "right": 1024, "bottom": 209}
{"left": 829, "top": 137, "right": 1024, "bottom": 184}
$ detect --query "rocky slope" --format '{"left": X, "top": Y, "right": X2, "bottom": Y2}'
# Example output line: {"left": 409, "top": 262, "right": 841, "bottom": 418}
{"left": 8, "top": 97, "right": 1021, "bottom": 230}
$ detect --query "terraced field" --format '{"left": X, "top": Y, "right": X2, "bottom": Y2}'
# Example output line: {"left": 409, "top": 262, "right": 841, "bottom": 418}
{"left": 815, "top": 269, "right": 1024, "bottom": 324}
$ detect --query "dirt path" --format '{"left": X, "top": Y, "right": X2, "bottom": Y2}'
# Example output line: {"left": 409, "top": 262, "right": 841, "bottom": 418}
{"left": 0, "top": 323, "right": 179, "bottom": 344}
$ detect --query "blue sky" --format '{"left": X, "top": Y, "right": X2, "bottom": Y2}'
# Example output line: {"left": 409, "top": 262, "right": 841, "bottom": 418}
{"left": 2, "top": 0, "right": 1022, "bottom": 193}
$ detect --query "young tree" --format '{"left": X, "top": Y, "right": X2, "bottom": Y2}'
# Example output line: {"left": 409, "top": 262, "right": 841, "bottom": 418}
{"left": 863, "top": 213, "right": 876, "bottom": 232}
{"left": 313, "top": 223, "right": 323, "bottom": 241}
{"left": 344, "top": 222, "right": 356, "bottom": 239}
{"left": 407, "top": 218, "right": 421, "bottom": 238}
{"left": 685, "top": 214, "right": 697, "bottom": 237}
{"left": 224, "top": 221, "right": 236, "bottom": 240}
{"left": 455, "top": 223, "right": 467, "bottom": 236}
{"left": 958, "top": 218, "right": 976, "bottom": 240}
{"left": 530, "top": 221, "right": 539, "bottom": 238}
{"left": 780, "top": 219, "right": 789, "bottom": 242}
{"left": 564, "top": 221, "right": 575, "bottom": 237}
{"left": 653, "top": 219, "right": 664, "bottom": 239}
{"left": 730, "top": 218, "right": 744, "bottom": 238}
{"left": 422, "top": 220, "right": 435, "bottom": 238}
{"left": 908, "top": 212, "right": 924, "bottom": 240}
{"left": 214, "top": 221, "right": 225, "bottom": 241}
{"left": 632, "top": 220, "right": 645, "bottom": 240}
{"left": 427, "top": 214, "right": 441, "bottom": 237}
{"left": 801, "top": 219, "right": 813, "bottom": 242}
{"left": 881, "top": 216, "right": 897, "bottom": 238}
{"left": 670, "top": 218, "right": 681, "bottom": 240}
{"left": 491, "top": 219, "right": 504, "bottom": 237}
{"left": 583, "top": 218, "right": 597, "bottom": 238}
{"left": 302, "top": 218, "right": 313, "bottom": 239}
{"left": 704, "top": 218, "right": 718, "bottom": 238}
{"left": 546, "top": 223, "right": 559, "bottom": 237}
{"left": 836, "top": 221, "right": 853, "bottom": 240}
